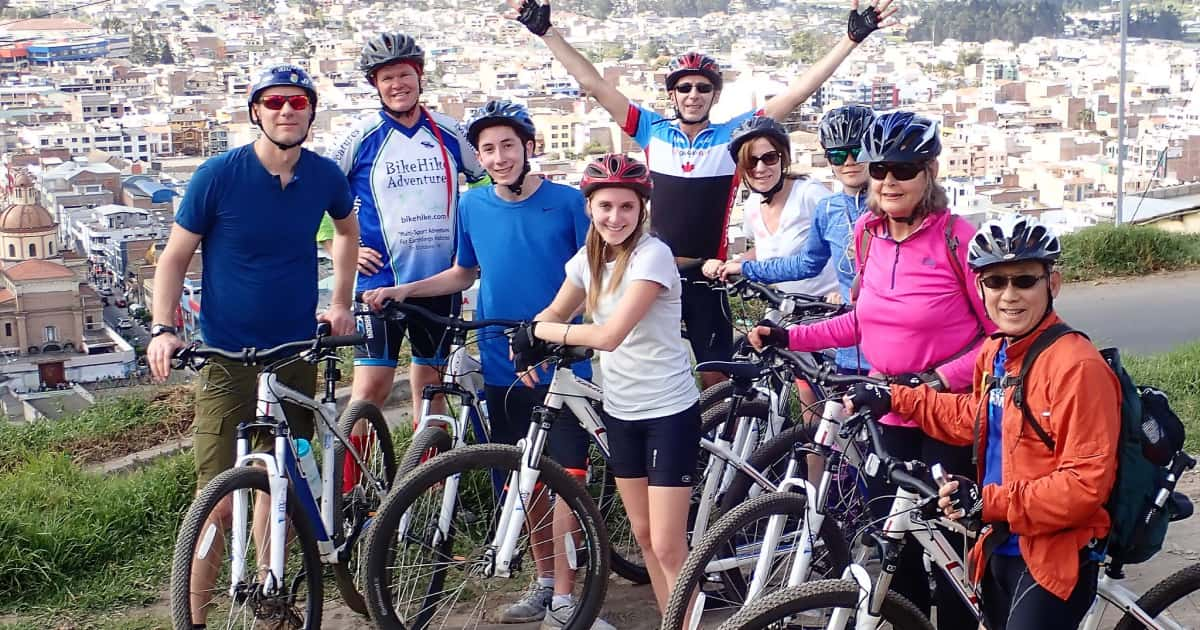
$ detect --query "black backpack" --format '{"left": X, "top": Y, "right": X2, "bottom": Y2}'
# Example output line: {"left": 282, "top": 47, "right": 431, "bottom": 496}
{"left": 1000, "top": 323, "right": 1190, "bottom": 567}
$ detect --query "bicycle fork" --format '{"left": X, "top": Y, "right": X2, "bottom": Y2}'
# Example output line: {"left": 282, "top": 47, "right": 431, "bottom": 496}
{"left": 490, "top": 413, "right": 549, "bottom": 578}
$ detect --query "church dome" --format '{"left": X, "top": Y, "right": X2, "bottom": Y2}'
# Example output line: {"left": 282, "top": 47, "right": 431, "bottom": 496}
{"left": 1, "top": 169, "right": 55, "bottom": 233}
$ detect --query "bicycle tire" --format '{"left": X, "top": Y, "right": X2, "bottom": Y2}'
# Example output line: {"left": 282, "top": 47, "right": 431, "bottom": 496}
{"left": 170, "top": 466, "right": 323, "bottom": 630}
{"left": 662, "top": 491, "right": 851, "bottom": 630}
{"left": 396, "top": 425, "right": 453, "bottom": 478}
{"left": 699, "top": 379, "right": 737, "bottom": 414}
{"left": 718, "top": 424, "right": 816, "bottom": 513}
{"left": 330, "top": 399, "right": 398, "bottom": 615}
{"left": 1115, "top": 562, "right": 1200, "bottom": 630}
{"left": 364, "top": 443, "right": 610, "bottom": 629}
{"left": 715, "top": 579, "right": 934, "bottom": 630}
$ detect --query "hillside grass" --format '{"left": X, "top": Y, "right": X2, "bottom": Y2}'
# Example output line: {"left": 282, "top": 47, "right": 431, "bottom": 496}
{"left": 1125, "top": 341, "right": 1200, "bottom": 453}
{"left": 1059, "top": 224, "right": 1200, "bottom": 282}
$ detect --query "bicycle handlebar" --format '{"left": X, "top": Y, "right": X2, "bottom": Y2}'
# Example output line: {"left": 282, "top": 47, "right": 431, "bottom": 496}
{"left": 363, "top": 296, "right": 524, "bottom": 332}
{"left": 170, "top": 331, "right": 365, "bottom": 369}
{"left": 767, "top": 346, "right": 886, "bottom": 389}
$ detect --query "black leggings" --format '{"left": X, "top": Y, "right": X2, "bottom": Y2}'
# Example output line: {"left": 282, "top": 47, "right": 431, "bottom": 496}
{"left": 866, "top": 424, "right": 976, "bottom": 630}
{"left": 982, "top": 552, "right": 1099, "bottom": 630}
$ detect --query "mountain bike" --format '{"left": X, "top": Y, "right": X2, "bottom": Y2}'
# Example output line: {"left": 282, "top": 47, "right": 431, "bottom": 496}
{"left": 715, "top": 407, "right": 1200, "bottom": 630}
{"left": 376, "top": 298, "right": 649, "bottom": 584}
{"left": 168, "top": 327, "right": 394, "bottom": 628}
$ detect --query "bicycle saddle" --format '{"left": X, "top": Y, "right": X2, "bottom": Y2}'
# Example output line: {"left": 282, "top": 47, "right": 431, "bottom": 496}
{"left": 695, "top": 361, "right": 769, "bottom": 382}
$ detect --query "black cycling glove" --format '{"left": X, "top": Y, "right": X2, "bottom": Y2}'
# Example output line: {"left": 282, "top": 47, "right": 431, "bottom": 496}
{"left": 892, "top": 371, "right": 947, "bottom": 392}
{"left": 755, "top": 319, "right": 790, "bottom": 349}
{"left": 944, "top": 474, "right": 984, "bottom": 534}
{"left": 511, "top": 322, "right": 548, "bottom": 371}
{"left": 847, "top": 4, "right": 883, "bottom": 43}
{"left": 848, "top": 382, "right": 892, "bottom": 418}
{"left": 516, "top": 0, "right": 553, "bottom": 36}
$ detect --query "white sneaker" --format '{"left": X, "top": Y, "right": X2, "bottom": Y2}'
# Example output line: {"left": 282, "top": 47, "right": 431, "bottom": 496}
{"left": 540, "top": 600, "right": 616, "bottom": 630}
{"left": 498, "top": 581, "right": 553, "bottom": 623}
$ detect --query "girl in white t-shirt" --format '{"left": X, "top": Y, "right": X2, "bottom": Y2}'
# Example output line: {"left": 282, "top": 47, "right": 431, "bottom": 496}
{"left": 518, "top": 154, "right": 700, "bottom": 614}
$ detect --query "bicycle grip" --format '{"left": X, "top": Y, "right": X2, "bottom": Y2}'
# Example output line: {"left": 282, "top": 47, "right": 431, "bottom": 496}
{"left": 317, "top": 333, "right": 366, "bottom": 349}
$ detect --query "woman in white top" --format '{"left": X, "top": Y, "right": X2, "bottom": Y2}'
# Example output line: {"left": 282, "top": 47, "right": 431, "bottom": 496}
{"left": 702, "top": 116, "right": 839, "bottom": 299}
{"left": 515, "top": 154, "right": 700, "bottom": 614}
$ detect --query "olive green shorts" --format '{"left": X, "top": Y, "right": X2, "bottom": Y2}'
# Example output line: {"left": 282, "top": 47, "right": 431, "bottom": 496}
{"left": 192, "top": 355, "right": 318, "bottom": 489}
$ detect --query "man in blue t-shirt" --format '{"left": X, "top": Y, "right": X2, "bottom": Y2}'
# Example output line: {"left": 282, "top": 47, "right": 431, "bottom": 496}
{"left": 362, "top": 100, "right": 608, "bottom": 629}
{"left": 145, "top": 64, "right": 357, "bottom": 626}
{"left": 507, "top": 0, "right": 894, "bottom": 387}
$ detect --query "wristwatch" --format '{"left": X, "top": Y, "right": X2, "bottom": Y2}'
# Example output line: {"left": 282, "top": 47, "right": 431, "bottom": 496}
{"left": 150, "top": 324, "right": 178, "bottom": 337}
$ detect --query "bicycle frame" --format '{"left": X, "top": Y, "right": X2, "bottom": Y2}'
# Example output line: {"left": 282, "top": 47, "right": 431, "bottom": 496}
{"left": 226, "top": 367, "right": 384, "bottom": 596}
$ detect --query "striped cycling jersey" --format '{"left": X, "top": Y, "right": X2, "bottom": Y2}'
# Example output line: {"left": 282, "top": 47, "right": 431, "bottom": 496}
{"left": 324, "top": 108, "right": 486, "bottom": 291}
{"left": 622, "top": 103, "right": 757, "bottom": 260}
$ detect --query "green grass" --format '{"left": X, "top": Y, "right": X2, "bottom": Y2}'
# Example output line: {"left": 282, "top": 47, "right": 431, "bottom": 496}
{"left": 1059, "top": 224, "right": 1200, "bottom": 282}
{"left": 0, "top": 392, "right": 186, "bottom": 473}
{"left": 1125, "top": 341, "right": 1200, "bottom": 453}
{"left": 0, "top": 453, "right": 193, "bottom": 616}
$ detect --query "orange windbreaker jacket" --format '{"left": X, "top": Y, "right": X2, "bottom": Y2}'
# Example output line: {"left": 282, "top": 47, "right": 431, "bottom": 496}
{"left": 890, "top": 313, "right": 1120, "bottom": 600}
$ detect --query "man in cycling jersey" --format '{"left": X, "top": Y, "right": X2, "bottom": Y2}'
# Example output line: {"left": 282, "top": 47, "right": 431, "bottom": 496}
{"left": 145, "top": 63, "right": 358, "bottom": 627}
{"left": 317, "top": 32, "right": 487, "bottom": 424}
{"left": 362, "top": 101, "right": 608, "bottom": 629}
{"left": 847, "top": 216, "right": 1119, "bottom": 630}
{"left": 508, "top": 0, "right": 894, "bottom": 384}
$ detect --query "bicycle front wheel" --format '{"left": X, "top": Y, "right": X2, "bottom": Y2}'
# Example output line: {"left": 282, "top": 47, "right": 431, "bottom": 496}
{"left": 662, "top": 491, "right": 850, "bottom": 630}
{"left": 170, "top": 466, "right": 322, "bottom": 629}
{"left": 1116, "top": 562, "right": 1200, "bottom": 630}
{"left": 330, "top": 399, "right": 398, "bottom": 615}
{"left": 716, "top": 579, "right": 933, "bottom": 630}
{"left": 364, "top": 443, "right": 610, "bottom": 629}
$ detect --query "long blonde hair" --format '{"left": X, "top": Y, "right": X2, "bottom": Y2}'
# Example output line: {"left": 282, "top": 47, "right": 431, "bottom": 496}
{"left": 584, "top": 194, "right": 648, "bottom": 315}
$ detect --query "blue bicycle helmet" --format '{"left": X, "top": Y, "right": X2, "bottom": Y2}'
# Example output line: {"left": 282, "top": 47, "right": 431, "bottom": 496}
{"left": 818, "top": 104, "right": 874, "bottom": 150}
{"left": 859, "top": 111, "right": 941, "bottom": 163}
{"left": 247, "top": 63, "right": 317, "bottom": 149}
{"left": 466, "top": 99, "right": 537, "bottom": 149}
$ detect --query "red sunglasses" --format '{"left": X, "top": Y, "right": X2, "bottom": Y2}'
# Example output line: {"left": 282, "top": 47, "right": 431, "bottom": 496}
{"left": 258, "top": 94, "right": 310, "bottom": 111}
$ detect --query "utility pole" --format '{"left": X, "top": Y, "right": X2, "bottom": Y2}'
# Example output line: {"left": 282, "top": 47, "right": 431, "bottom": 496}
{"left": 1115, "top": 0, "right": 1128, "bottom": 225}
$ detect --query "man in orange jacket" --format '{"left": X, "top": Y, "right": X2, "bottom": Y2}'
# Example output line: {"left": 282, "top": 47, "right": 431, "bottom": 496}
{"left": 847, "top": 215, "right": 1120, "bottom": 629}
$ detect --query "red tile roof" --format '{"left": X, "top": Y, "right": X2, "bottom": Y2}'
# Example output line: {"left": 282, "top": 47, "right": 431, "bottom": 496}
{"left": 1, "top": 259, "right": 75, "bottom": 282}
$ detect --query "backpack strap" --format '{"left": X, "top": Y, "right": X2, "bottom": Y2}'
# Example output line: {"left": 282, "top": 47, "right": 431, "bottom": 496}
{"left": 944, "top": 215, "right": 988, "bottom": 336}
{"left": 1000, "top": 323, "right": 1087, "bottom": 451}
{"left": 849, "top": 227, "right": 873, "bottom": 303}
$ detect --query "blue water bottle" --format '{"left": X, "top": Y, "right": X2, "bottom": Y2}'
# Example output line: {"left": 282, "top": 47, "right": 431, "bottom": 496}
{"left": 294, "top": 438, "right": 323, "bottom": 501}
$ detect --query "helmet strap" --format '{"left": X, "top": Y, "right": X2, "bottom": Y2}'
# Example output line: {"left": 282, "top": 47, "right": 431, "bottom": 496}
{"left": 251, "top": 111, "right": 306, "bottom": 151}
{"left": 749, "top": 175, "right": 786, "bottom": 204}
{"left": 504, "top": 145, "right": 532, "bottom": 197}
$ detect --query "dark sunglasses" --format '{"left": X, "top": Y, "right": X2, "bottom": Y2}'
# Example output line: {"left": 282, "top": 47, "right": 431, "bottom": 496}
{"left": 980, "top": 274, "right": 1046, "bottom": 290}
{"left": 258, "top": 94, "right": 311, "bottom": 111}
{"left": 868, "top": 161, "right": 926, "bottom": 181}
{"left": 674, "top": 82, "right": 715, "bottom": 94}
{"left": 825, "top": 147, "right": 864, "bottom": 166}
{"left": 745, "top": 151, "right": 782, "bottom": 168}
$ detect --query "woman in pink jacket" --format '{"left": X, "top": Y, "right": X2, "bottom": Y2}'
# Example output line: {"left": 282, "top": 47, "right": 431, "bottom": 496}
{"left": 750, "top": 111, "right": 994, "bottom": 629}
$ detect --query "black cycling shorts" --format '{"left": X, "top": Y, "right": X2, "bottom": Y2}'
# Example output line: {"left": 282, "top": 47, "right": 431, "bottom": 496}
{"left": 604, "top": 403, "right": 701, "bottom": 487}
{"left": 354, "top": 294, "right": 458, "bottom": 368}
{"left": 484, "top": 384, "right": 590, "bottom": 472}
{"left": 982, "top": 549, "right": 1099, "bottom": 630}
{"left": 681, "top": 270, "right": 733, "bottom": 365}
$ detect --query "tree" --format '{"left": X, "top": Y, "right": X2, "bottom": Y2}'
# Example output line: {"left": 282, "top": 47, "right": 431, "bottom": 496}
{"left": 639, "top": 37, "right": 663, "bottom": 62}
{"left": 290, "top": 34, "right": 315, "bottom": 57}
{"left": 195, "top": 22, "right": 214, "bottom": 33}
{"left": 957, "top": 49, "right": 983, "bottom": 67}
{"left": 789, "top": 30, "right": 836, "bottom": 64}
{"left": 160, "top": 43, "right": 175, "bottom": 65}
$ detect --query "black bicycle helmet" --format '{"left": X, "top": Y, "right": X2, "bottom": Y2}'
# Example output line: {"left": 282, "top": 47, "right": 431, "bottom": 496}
{"left": 968, "top": 214, "right": 1062, "bottom": 271}
{"left": 665, "top": 52, "right": 722, "bottom": 91}
{"left": 818, "top": 104, "right": 874, "bottom": 150}
{"left": 360, "top": 32, "right": 425, "bottom": 77}
{"left": 728, "top": 116, "right": 790, "bottom": 162}
{"left": 860, "top": 111, "right": 941, "bottom": 164}
{"left": 465, "top": 99, "right": 537, "bottom": 149}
